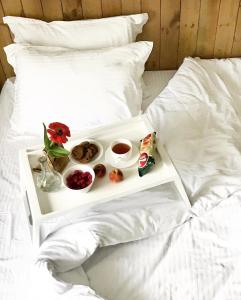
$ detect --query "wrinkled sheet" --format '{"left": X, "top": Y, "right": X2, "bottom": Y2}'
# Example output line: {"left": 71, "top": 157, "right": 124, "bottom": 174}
{"left": 1, "top": 58, "right": 241, "bottom": 300}
{"left": 34, "top": 57, "right": 241, "bottom": 299}
{"left": 0, "top": 71, "right": 179, "bottom": 300}
{"left": 32, "top": 192, "right": 190, "bottom": 300}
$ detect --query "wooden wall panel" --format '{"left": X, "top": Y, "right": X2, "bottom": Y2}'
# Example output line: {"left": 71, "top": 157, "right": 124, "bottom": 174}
{"left": 196, "top": 0, "right": 221, "bottom": 58}
{"left": 82, "top": 0, "right": 102, "bottom": 19}
{"left": 102, "top": 0, "right": 121, "bottom": 17}
{"left": 61, "top": 0, "right": 83, "bottom": 20}
{"left": 41, "top": 0, "right": 63, "bottom": 21}
{"left": 0, "top": 61, "right": 6, "bottom": 87}
{"left": 178, "top": 0, "right": 200, "bottom": 65}
{"left": 214, "top": 0, "right": 240, "bottom": 58}
{"left": 121, "top": 0, "right": 141, "bottom": 15}
{"left": 0, "top": 4, "right": 6, "bottom": 86}
{"left": 232, "top": 1, "right": 241, "bottom": 56}
{"left": 140, "top": 0, "right": 161, "bottom": 70}
{"left": 0, "top": 25, "right": 14, "bottom": 77}
{"left": 21, "top": 0, "right": 43, "bottom": 19}
{"left": 0, "top": 0, "right": 4, "bottom": 23}
{"left": 160, "top": 0, "right": 181, "bottom": 69}
{"left": 1, "top": 0, "right": 23, "bottom": 16}
{"left": 0, "top": 0, "right": 241, "bottom": 89}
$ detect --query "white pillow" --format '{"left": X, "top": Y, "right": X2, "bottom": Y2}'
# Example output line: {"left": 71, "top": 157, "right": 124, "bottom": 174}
{"left": 3, "top": 14, "right": 148, "bottom": 49}
{"left": 147, "top": 56, "right": 241, "bottom": 146}
{"left": 4, "top": 41, "right": 153, "bottom": 135}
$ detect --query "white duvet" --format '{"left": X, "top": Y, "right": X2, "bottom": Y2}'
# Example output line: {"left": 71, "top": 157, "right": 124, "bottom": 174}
{"left": 1, "top": 58, "right": 241, "bottom": 300}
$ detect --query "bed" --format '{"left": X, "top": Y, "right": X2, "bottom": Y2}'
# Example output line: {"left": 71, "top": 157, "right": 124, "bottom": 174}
{"left": 1, "top": 1, "right": 241, "bottom": 300}
{"left": 0, "top": 70, "right": 178, "bottom": 299}
{"left": 1, "top": 60, "right": 241, "bottom": 299}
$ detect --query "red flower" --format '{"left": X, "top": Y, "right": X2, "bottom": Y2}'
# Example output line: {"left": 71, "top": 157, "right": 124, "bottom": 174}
{"left": 47, "top": 122, "right": 71, "bottom": 144}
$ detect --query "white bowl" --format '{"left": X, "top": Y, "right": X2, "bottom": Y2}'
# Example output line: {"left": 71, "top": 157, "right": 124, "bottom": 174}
{"left": 62, "top": 164, "right": 95, "bottom": 192}
{"left": 69, "top": 139, "right": 103, "bottom": 165}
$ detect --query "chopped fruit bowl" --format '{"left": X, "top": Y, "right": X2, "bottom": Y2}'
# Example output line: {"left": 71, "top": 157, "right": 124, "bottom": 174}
{"left": 63, "top": 165, "right": 95, "bottom": 192}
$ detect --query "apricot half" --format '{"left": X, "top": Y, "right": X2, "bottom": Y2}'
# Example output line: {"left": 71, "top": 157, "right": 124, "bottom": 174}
{"left": 109, "top": 168, "right": 124, "bottom": 183}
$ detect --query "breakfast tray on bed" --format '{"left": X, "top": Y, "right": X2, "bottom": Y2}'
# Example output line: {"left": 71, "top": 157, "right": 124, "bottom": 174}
{"left": 20, "top": 114, "right": 190, "bottom": 247}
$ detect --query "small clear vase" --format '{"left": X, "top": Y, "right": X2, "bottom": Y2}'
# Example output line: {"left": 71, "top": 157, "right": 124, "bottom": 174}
{"left": 37, "top": 155, "right": 62, "bottom": 192}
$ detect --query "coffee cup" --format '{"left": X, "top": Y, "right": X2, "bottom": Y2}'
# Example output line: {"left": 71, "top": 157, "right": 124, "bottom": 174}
{"left": 110, "top": 139, "right": 132, "bottom": 162}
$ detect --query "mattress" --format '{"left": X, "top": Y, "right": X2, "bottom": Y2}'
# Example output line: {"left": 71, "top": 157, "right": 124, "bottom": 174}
{"left": 0, "top": 70, "right": 175, "bottom": 300}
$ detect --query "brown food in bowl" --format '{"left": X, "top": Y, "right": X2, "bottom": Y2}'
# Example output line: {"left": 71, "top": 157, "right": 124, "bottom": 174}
{"left": 71, "top": 141, "right": 99, "bottom": 163}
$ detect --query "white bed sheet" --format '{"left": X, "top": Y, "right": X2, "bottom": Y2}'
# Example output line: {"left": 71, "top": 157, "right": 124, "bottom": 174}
{"left": 142, "top": 70, "right": 176, "bottom": 111}
{"left": 0, "top": 71, "right": 175, "bottom": 300}
{"left": 1, "top": 61, "right": 241, "bottom": 300}
{"left": 82, "top": 198, "right": 241, "bottom": 300}
{"left": 57, "top": 58, "right": 241, "bottom": 299}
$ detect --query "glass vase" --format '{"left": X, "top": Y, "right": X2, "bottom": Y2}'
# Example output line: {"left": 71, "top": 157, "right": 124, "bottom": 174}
{"left": 37, "top": 155, "right": 62, "bottom": 192}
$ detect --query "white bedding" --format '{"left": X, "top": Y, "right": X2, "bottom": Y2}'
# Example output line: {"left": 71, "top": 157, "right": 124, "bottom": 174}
{"left": 51, "top": 58, "right": 241, "bottom": 300}
{"left": 142, "top": 70, "right": 176, "bottom": 110}
{"left": 0, "top": 70, "right": 176, "bottom": 300}
{"left": 1, "top": 60, "right": 241, "bottom": 300}
{"left": 5, "top": 42, "right": 152, "bottom": 135}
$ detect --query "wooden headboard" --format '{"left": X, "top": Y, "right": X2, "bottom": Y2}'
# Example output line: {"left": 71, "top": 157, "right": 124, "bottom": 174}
{"left": 0, "top": 0, "right": 241, "bottom": 89}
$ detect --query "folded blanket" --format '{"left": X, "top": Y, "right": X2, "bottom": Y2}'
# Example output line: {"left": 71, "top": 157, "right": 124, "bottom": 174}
{"left": 32, "top": 196, "right": 191, "bottom": 299}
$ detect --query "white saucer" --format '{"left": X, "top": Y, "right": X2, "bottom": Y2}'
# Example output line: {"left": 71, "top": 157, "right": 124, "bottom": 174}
{"left": 105, "top": 144, "right": 139, "bottom": 168}
{"left": 70, "top": 139, "right": 103, "bottom": 165}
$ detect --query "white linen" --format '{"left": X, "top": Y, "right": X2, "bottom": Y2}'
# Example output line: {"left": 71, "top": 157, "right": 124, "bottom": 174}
{"left": 142, "top": 70, "right": 176, "bottom": 111}
{"left": 0, "top": 73, "right": 181, "bottom": 300}
{"left": 3, "top": 14, "right": 148, "bottom": 49}
{"left": 33, "top": 192, "right": 190, "bottom": 300}
{"left": 4, "top": 41, "right": 152, "bottom": 135}
{"left": 83, "top": 197, "right": 241, "bottom": 300}
{"left": 147, "top": 57, "right": 241, "bottom": 208}
{"left": 1, "top": 57, "right": 241, "bottom": 300}
{"left": 39, "top": 56, "right": 241, "bottom": 299}
{"left": 82, "top": 57, "right": 241, "bottom": 299}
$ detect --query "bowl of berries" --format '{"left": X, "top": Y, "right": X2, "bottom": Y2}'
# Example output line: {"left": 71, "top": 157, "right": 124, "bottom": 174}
{"left": 63, "top": 165, "right": 95, "bottom": 192}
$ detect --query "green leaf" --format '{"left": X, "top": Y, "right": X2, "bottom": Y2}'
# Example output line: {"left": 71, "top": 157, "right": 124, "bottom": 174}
{"left": 48, "top": 146, "right": 70, "bottom": 158}
{"left": 43, "top": 123, "right": 51, "bottom": 150}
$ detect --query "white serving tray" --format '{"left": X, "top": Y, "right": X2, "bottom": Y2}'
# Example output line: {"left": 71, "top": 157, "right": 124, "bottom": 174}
{"left": 20, "top": 115, "right": 190, "bottom": 247}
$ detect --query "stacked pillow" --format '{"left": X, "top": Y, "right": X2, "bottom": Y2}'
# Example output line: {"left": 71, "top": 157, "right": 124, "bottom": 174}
{"left": 4, "top": 14, "right": 152, "bottom": 135}
{"left": 3, "top": 14, "right": 148, "bottom": 49}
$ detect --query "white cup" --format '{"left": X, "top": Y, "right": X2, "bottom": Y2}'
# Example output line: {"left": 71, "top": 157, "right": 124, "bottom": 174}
{"left": 110, "top": 139, "right": 132, "bottom": 163}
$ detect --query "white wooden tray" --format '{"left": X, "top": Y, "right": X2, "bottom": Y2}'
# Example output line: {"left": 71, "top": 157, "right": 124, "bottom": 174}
{"left": 20, "top": 115, "right": 190, "bottom": 247}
